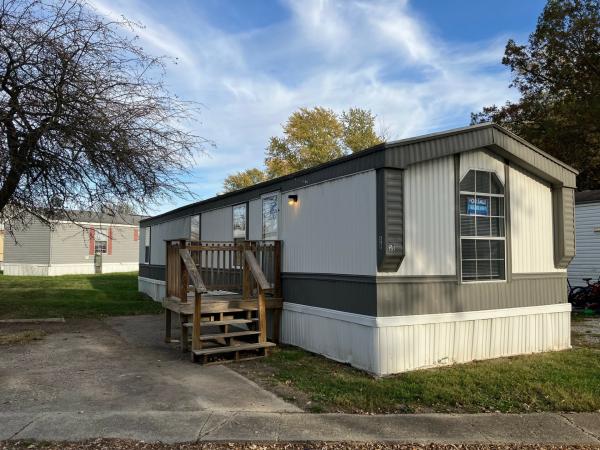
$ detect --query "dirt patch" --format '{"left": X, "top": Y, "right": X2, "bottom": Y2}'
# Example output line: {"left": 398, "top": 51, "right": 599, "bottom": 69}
{"left": 0, "top": 329, "right": 45, "bottom": 345}
{"left": 2, "top": 440, "right": 600, "bottom": 450}
{"left": 233, "top": 358, "right": 323, "bottom": 412}
{"left": 572, "top": 317, "right": 600, "bottom": 349}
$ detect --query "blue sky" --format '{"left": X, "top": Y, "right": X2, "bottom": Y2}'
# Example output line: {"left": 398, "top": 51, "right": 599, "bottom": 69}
{"left": 89, "top": 0, "right": 546, "bottom": 214}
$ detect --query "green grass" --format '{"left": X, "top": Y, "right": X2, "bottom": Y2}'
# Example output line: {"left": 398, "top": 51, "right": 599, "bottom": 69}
{"left": 249, "top": 344, "right": 600, "bottom": 414}
{"left": 0, "top": 272, "right": 162, "bottom": 319}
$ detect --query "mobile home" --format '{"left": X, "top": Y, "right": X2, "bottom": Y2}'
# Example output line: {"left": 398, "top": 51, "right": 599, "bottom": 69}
{"left": 4, "top": 211, "right": 143, "bottom": 276}
{"left": 139, "top": 123, "right": 576, "bottom": 375}
{"left": 568, "top": 190, "right": 600, "bottom": 286}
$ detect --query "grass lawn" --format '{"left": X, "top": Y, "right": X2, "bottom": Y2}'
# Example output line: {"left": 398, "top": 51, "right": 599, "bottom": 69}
{"left": 235, "top": 322, "right": 600, "bottom": 414}
{"left": 0, "top": 272, "right": 162, "bottom": 319}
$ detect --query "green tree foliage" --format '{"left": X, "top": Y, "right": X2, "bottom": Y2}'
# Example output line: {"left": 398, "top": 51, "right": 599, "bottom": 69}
{"left": 223, "top": 107, "right": 384, "bottom": 191}
{"left": 222, "top": 168, "right": 268, "bottom": 193}
{"left": 472, "top": 0, "right": 600, "bottom": 190}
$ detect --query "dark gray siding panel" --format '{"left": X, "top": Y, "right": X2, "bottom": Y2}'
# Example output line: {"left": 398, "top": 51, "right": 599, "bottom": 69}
{"left": 376, "top": 168, "right": 404, "bottom": 272}
{"left": 376, "top": 274, "right": 567, "bottom": 316}
{"left": 139, "top": 264, "right": 165, "bottom": 281}
{"left": 4, "top": 219, "right": 51, "bottom": 264}
{"left": 553, "top": 187, "right": 576, "bottom": 268}
{"left": 282, "top": 273, "right": 377, "bottom": 316}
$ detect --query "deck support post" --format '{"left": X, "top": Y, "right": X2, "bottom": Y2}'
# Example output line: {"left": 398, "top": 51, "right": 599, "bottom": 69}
{"left": 191, "top": 291, "right": 202, "bottom": 359}
{"left": 180, "top": 313, "right": 189, "bottom": 352}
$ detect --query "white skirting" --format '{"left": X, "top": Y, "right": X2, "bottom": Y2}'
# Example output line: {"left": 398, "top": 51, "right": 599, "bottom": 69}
{"left": 3, "top": 262, "right": 138, "bottom": 276}
{"left": 281, "top": 302, "right": 572, "bottom": 376}
{"left": 138, "top": 276, "right": 166, "bottom": 302}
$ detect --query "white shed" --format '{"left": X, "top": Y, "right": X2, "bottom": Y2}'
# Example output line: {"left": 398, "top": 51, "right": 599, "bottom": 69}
{"left": 568, "top": 190, "right": 600, "bottom": 287}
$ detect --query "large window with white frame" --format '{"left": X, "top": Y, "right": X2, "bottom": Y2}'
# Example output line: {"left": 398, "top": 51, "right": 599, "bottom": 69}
{"left": 459, "top": 169, "right": 506, "bottom": 282}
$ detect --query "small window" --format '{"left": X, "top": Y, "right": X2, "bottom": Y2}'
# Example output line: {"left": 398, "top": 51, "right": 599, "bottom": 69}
{"left": 190, "top": 215, "right": 200, "bottom": 241}
{"left": 262, "top": 194, "right": 278, "bottom": 240}
{"left": 144, "top": 227, "right": 151, "bottom": 264}
{"left": 95, "top": 240, "right": 107, "bottom": 254}
{"left": 233, "top": 204, "right": 247, "bottom": 239}
{"left": 459, "top": 170, "right": 506, "bottom": 282}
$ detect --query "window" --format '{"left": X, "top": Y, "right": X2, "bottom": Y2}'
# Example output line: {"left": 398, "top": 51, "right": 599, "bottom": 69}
{"left": 262, "top": 194, "right": 278, "bottom": 240}
{"left": 233, "top": 204, "right": 247, "bottom": 239}
{"left": 190, "top": 215, "right": 200, "bottom": 241}
{"left": 144, "top": 227, "right": 151, "bottom": 264}
{"left": 95, "top": 240, "right": 107, "bottom": 254}
{"left": 459, "top": 170, "right": 506, "bottom": 282}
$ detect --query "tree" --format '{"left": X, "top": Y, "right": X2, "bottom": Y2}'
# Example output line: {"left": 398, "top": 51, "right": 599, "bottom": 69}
{"left": 223, "top": 107, "right": 384, "bottom": 191}
{"left": 0, "top": 0, "right": 204, "bottom": 231}
{"left": 222, "top": 168, "right": 268, "bottom": 193}
{"left": 472, "top": 0, "right": 600, "bottom": 190}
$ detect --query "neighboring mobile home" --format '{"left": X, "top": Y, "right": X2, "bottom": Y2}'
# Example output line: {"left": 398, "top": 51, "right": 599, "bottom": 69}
{"left": 139, "top": 123, "right": 576, "bottom": 375}
{"left": 4, "top": 211, "right": 143, "bottom": 276}
{"left": 568, "top": 190, "right": 600, "bottom": 287}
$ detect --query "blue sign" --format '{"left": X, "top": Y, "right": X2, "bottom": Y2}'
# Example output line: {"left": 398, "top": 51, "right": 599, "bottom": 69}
{"left": 467, "top": 197, "right": 489, "bottom": 216}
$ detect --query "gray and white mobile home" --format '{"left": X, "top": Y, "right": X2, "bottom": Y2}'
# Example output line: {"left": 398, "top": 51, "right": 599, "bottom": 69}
{"left": 4, "top": 212, "right": 142, "bottom": 276}
{"left": 568, "top": 190, "right": 600, "bottom": 286}
{"left": 139, "top": 123, "right": 576, "bottom": 375}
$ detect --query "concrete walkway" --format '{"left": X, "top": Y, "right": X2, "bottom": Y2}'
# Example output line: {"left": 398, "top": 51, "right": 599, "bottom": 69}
{"left": 1, "top": 411, "right": 599, "bottom": 444}
{"left": 1, "top": 315, "right": 599, "bottom": 445}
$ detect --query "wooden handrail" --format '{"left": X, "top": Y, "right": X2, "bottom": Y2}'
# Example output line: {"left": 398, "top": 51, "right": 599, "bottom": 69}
{"left": 244, "top": 250, "right": 271, "bottom": 291}
{"left": 179, "top": 249, "right": 208, "bottom": 293}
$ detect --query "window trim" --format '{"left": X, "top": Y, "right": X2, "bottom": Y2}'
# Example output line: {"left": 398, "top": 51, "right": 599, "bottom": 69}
{"left": 458, "top": 169, "right": 507, "bottom": 284}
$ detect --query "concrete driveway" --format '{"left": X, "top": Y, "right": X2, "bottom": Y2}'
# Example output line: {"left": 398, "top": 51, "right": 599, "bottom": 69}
{"left": 0, "top": 315, "right": 299, "bottom": 414}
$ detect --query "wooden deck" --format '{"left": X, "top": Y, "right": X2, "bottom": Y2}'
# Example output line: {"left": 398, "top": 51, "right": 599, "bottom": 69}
{"left": 163, "top": 240, "right": 283, "bottom": 364}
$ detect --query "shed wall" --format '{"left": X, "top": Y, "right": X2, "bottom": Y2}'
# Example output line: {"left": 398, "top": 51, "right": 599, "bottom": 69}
{"left": 568, "top": 201, "right": 600, "bottom": 286}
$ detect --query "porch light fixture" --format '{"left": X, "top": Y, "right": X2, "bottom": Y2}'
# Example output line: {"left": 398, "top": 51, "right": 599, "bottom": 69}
{"left": 287, "top": 194, "right": 298, "bottom": 205}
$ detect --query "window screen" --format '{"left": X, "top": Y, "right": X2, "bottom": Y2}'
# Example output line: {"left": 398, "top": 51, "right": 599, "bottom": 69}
{"left": 459, "top": 170, "right": 506, "bottom": 282}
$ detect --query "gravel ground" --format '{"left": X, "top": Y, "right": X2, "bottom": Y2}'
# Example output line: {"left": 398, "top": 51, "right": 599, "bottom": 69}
{"left": 572, "top": 317, "right": 600, "bottom": 348}
{"left": 2, "top": 441, "right": 600, "bottom": 450}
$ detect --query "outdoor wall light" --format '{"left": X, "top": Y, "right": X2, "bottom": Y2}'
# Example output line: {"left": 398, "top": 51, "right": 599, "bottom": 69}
{"left": 287, "top": 194, "right": 298, "bottom": 205}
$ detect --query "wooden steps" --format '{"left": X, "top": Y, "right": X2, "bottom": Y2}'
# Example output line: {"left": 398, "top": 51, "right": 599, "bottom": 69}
{"left": 182, "top": 318, "right": 257, "bottom": 328}
{"left": 192, "top": 341, "right": 275, "bottom": 356}
{"left": 199, "top": 330, "right": 260, "bottom": 341}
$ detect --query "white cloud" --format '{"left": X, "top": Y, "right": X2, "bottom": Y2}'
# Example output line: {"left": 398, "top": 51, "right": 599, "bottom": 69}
{"left": 87, "top": 0, "right": 517, "bottom": 214}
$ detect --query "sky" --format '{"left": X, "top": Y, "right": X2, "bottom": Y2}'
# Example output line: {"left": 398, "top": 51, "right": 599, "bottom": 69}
{"left": 88, "top": 0, "right": 547, "bottom": 214}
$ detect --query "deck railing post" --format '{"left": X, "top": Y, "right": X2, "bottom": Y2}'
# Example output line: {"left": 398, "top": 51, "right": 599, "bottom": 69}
{"left": 274, "top": 240, "right": 282, "bottom": 297}
{"left": 257, "top": 286, "right": 267, "bottom": 343}
{"left": 242, "top": 241, "right": 251, "bottom": 299}
{"left": 179, "top": 239, "right": 188, "bottom": 303}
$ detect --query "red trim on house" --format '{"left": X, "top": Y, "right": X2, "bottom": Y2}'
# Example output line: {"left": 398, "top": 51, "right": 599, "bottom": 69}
{"left": 89, "top": 227, "right": 95, "bottom": 255}
{"left": 108, "top": 227, "right": 113, "bottom": 255}
{"left": 133, "top": 228, "right": 139, "bottom": 241}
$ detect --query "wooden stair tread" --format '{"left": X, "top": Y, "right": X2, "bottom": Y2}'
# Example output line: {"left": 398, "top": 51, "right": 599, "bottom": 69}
{"left": 192, "top": 341, "right": 275, "bottom": 356}
{"left": 199, "top": 330, "right": 260, "bottom": 340}
{"left": 201, "top": 307, "right": 245, "bottom": 314}
{"left": 183, "top": 318, "right": 257, "bottom": 328}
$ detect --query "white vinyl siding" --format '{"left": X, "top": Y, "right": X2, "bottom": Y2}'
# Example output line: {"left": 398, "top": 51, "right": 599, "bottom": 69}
{"left": 201, "top": 207, "right": 233, "bottom": 242}
{"left": 391, "top": 156, "right": 456, "bottom": 276}
{"left": 149, "top": 216, "right": 190, "bottom": 265}
{"left": 280, "top": 171, "right": 377, "bottom": 275}
{"left": 568, "top": 201, "right": 600, "bottom": 286}
{"left": 509, "top": 165, "right": 563, "bottom": 274}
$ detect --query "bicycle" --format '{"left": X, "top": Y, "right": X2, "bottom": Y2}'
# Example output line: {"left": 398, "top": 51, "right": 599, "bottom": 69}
{"left": 568, "top": 275, "right": 600, "bottom": 311}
